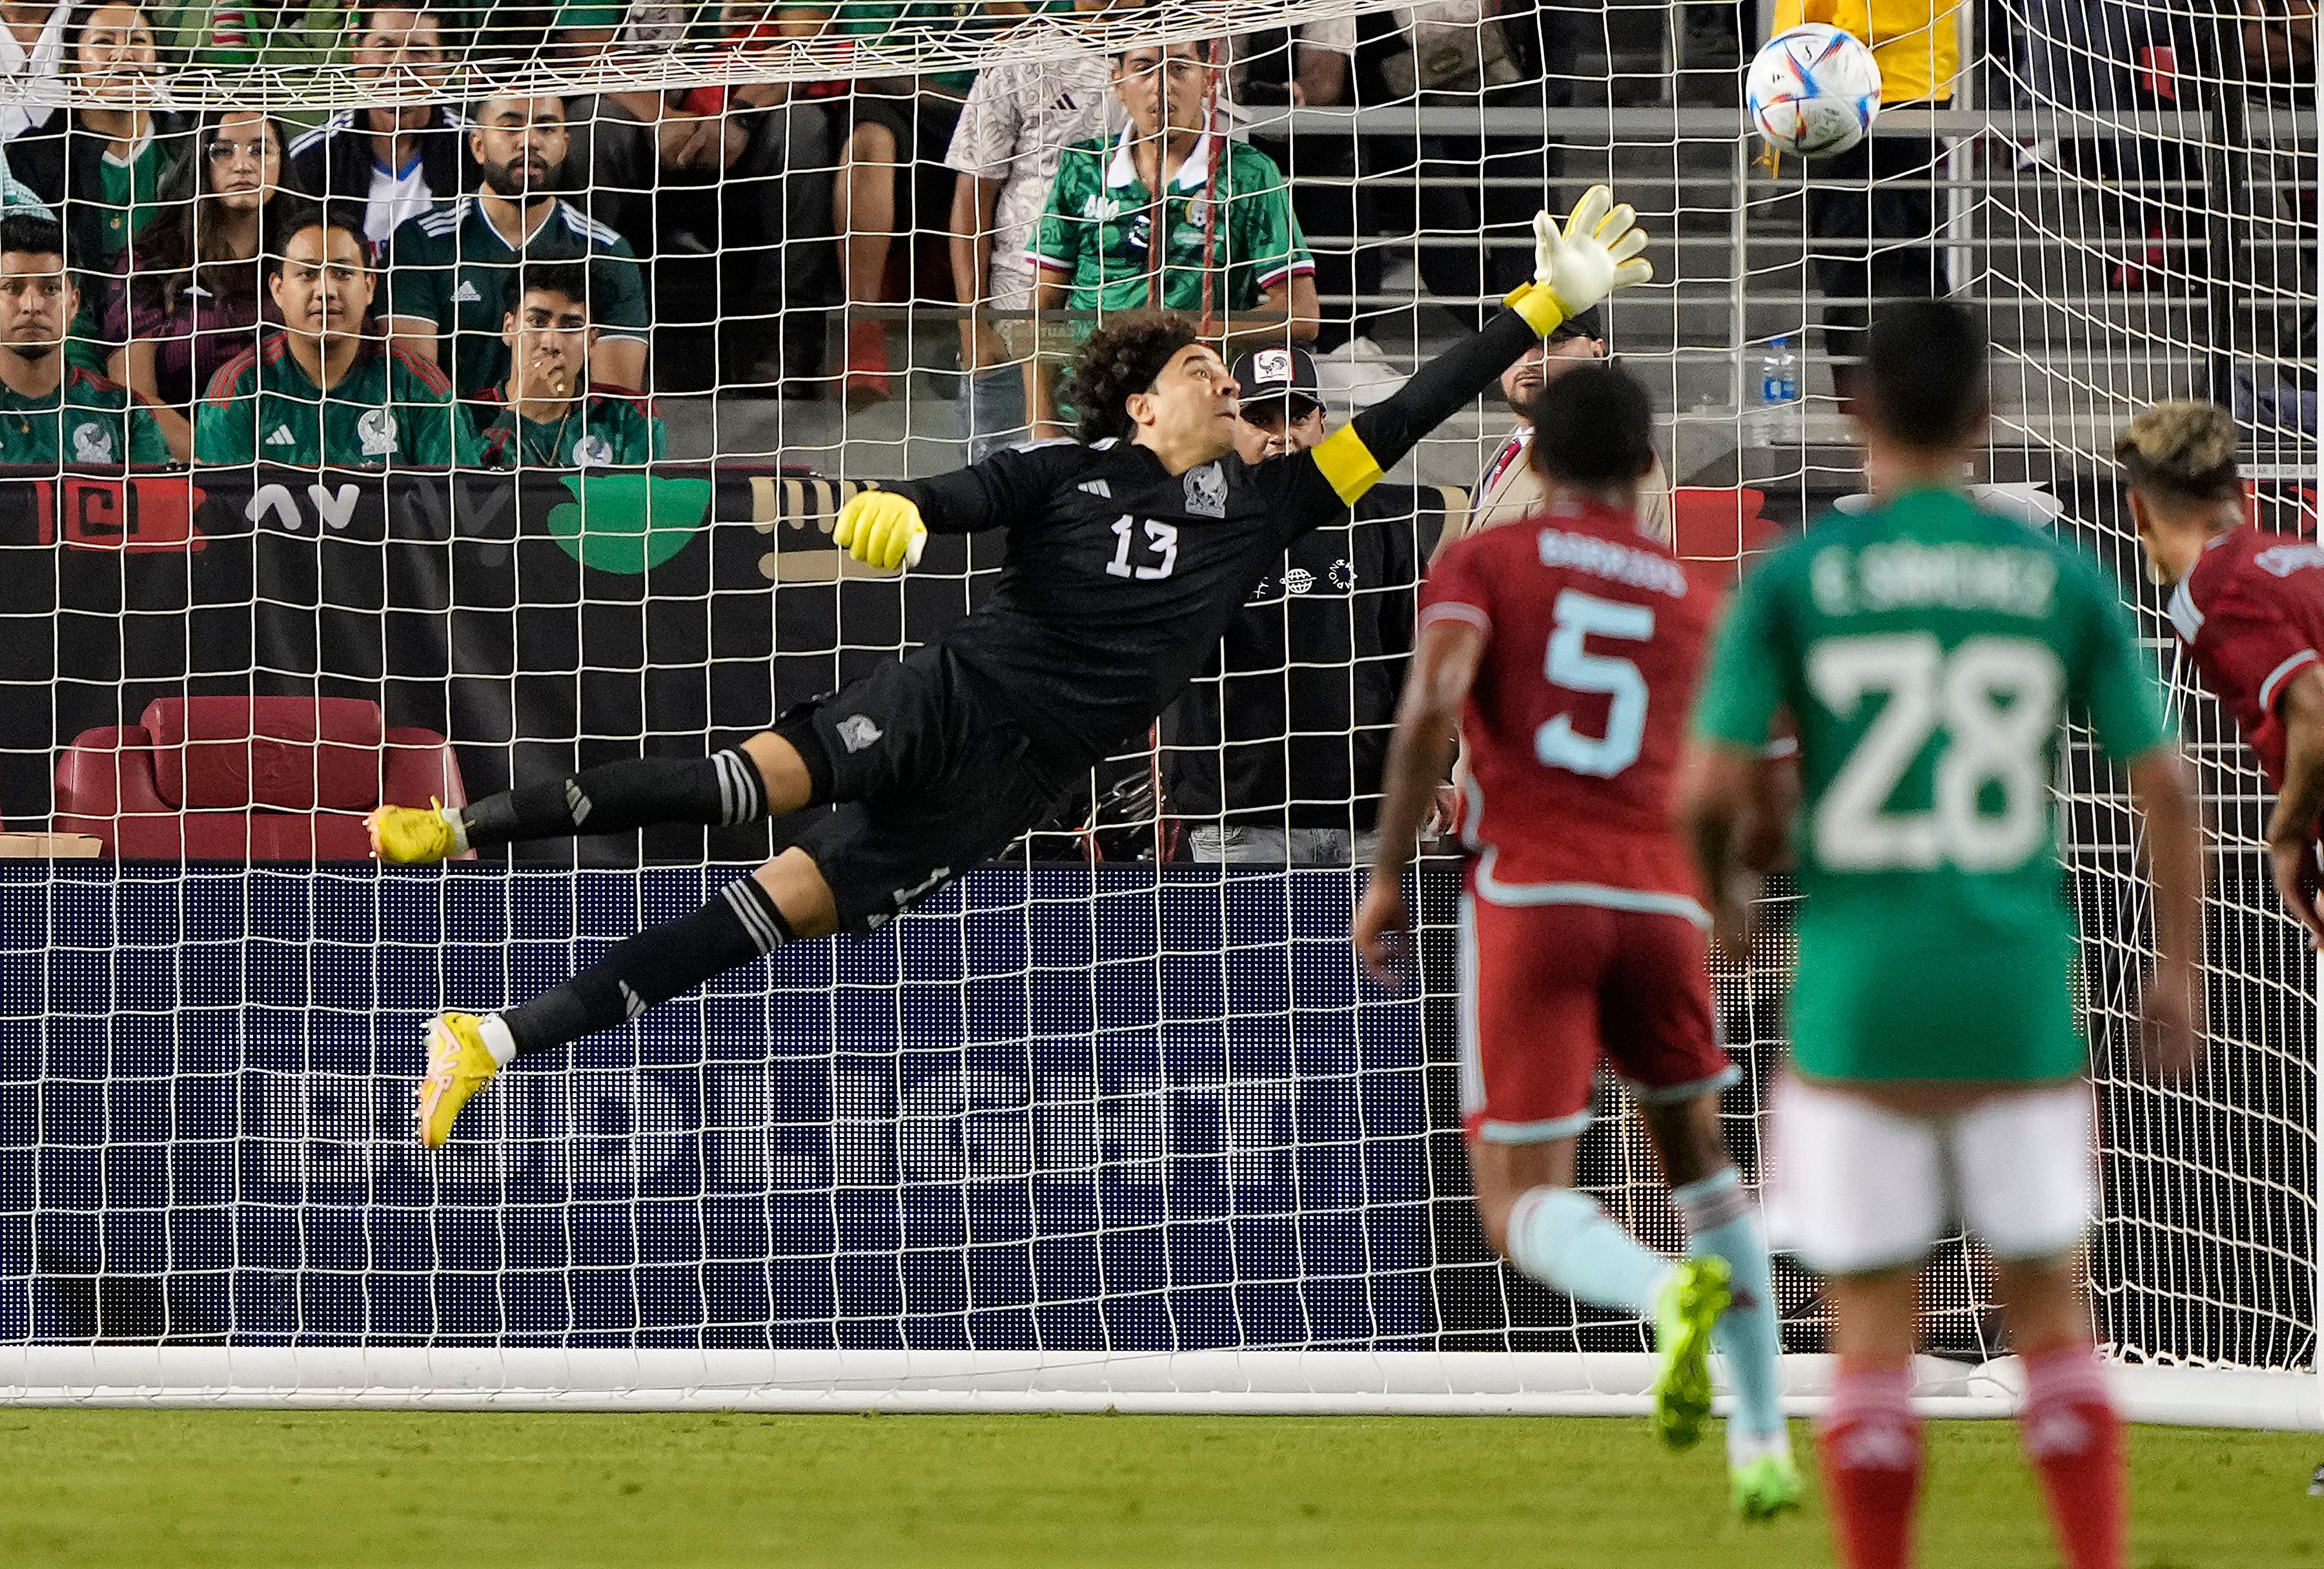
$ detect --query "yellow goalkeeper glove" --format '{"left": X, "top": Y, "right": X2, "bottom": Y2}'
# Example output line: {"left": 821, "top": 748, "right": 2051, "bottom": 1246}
{"left": 1507, "top": 183, "right": 1655, "bottom": 336}
{"left": 832, "top": 488, "right": 927, "bottom": 571}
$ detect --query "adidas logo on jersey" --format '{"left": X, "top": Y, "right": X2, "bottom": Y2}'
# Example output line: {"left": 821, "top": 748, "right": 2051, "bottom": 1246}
{"left": 453, "top": 280, "right": 482, "bottom": 303}
{"left": 265, "top": 425, "right": 297, "bottom": 447}
{"left": 1078, "top": 479, "right": 1110, "bottom": 498}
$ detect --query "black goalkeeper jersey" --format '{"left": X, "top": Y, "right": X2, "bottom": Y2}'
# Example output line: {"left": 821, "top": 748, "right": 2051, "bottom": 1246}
{"left": 887, "top": 307, "right": 1538, "bottom": 772}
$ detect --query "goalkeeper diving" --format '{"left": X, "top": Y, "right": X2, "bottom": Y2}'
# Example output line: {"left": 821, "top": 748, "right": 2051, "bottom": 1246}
{"left": 369, "top": 188, "right": 1655, "bottom": 1152}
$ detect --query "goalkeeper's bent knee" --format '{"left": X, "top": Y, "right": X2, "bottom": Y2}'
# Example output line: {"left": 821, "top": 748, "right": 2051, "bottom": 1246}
{"left": 500, "top": 875, "right": 796, "bottom": 1056}
{"left": 464, "top": 748, "right": 770, "bottom": 847}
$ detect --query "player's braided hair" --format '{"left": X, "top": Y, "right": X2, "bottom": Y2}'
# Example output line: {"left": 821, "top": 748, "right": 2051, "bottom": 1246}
{"left": 2115, "top": 401, "right": 2241, "bottom": 506}
{"left": 1065, "top": 313, "right": 1202, "bottom": 445}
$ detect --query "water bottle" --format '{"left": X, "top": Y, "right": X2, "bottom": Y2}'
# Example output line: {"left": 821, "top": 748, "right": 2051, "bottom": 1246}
{"left": 1753, "top": 336, "right": 1801, "bottom": 447}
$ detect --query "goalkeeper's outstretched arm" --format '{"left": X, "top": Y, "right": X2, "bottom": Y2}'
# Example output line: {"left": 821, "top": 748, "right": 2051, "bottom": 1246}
{"left": 1289, "top": 185, "right": 1653, "bottom": 522}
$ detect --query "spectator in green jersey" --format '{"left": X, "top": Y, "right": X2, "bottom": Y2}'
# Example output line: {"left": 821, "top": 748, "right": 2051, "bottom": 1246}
{"left": 1027, "top": 39, "right": 1318, "bottom": 438}
{"left": 469, "top": 262, "right": 664, "bottom": 467}
{"left": 0, "top": 212, "right": 168, "bottom": 466}
{"left": 194, "top": 201, "right": 469, "bottom": 467}
{"left": 382, "top": 92, "right": 651, "bottom": 397}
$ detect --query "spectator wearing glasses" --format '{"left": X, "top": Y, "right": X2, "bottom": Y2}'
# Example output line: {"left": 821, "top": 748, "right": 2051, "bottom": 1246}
{"left": 382, "top": 93, "right": 651, "bottom": 397}
{"left": 107, "top": 108, "right": 305, "bottom": 460}
{"left": 469, "top": 263, "right": 665, "bottom": 467}
{"left": 195, "top": 201, "right": 469, "bottom": 467}
{"left": 1027, "top": 40, "right": 1318, "bottom": 440}
{"left": 288, "top": 5, "right": 469, "bottom": 251}
{"left": 1165, "top": 344, "right": 1439, "bottom": 865}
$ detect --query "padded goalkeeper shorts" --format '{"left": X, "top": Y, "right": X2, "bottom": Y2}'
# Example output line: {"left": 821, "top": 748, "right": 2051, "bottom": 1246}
{"left": 775, "top": 647, "right": 1075, "bottom": 933}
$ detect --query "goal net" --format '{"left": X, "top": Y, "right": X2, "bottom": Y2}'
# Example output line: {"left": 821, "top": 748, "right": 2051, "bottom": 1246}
{"left": 0, "top": 0, "right": 2315, "bottom": 1425}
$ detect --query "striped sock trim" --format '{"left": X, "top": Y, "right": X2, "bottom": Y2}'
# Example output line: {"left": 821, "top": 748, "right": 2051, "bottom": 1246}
{"left": 1671, "top": 1166, "right": 1751, "bottom": 1235}
{"left": 720, "top": 877, "right": 793, "bottom": 956}
{"left": 712, "top": 748, "right": 768, "bottom": 826}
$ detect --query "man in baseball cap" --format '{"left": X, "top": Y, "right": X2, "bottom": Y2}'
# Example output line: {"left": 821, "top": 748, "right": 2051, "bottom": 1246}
{"left": 1229, "top": 342, "right": 1325, "bottom": 461}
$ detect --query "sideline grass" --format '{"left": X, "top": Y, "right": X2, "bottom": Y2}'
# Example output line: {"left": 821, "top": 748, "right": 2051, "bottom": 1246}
{"left": 0, "top": 1411, "right": 2314, "bottom": 1566}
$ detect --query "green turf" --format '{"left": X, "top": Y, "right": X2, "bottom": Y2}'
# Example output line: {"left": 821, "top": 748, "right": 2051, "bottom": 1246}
{"left": 0, "top": 1411, "right": 2314, "bottom": 1566}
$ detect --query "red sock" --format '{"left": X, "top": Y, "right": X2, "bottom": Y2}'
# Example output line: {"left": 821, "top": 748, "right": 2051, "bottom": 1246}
{"left": 1817, "top": 1362, "right": 1924, "bottom": 1569}
{"left": 2018, "top": 1346, "right": 2126, "bottom": 1569}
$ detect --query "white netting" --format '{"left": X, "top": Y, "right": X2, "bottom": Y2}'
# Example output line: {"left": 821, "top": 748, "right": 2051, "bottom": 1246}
{"left": 0, "top": 0, "right": 2314, "bottom": 1418}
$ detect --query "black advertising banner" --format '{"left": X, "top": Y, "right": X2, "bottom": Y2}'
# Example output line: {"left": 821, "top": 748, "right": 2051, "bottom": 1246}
{"left": 0, "top": 466, "right": 995, "bottom": 854}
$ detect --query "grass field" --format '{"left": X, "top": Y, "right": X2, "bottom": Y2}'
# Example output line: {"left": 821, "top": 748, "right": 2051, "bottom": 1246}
{"left": 1, "top": 1411, "right": 2315, "bottom": 1566}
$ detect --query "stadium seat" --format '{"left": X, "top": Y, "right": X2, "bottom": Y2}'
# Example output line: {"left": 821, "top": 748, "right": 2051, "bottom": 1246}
{"left": 53, "top": 697, "right": 467, "bottom": 861}
{"left": 1670, "top": 487, "right": 1775, "bottom": 589}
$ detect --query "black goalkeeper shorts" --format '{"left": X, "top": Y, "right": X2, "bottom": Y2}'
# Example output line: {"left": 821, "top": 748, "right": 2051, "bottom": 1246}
{"left": 773, "top": 647, "right": 1077, "bottom": 934}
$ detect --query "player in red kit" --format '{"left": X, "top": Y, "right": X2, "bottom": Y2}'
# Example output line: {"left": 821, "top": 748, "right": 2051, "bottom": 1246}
{"left": 2123, "top": 400, "right": 2324, "bottom": 945}
{"left": 1354, "top": 364, "right": 1799, "bottom": 1520}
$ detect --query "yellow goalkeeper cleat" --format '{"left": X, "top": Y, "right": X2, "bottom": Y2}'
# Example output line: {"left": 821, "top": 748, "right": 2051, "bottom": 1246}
{"left": 1650, "top": 1253, "right": 1731, "bottom": 1450}
{"left": 416, "top": 1012, "right": 501, "bottom": 1149}
{"left": 1730, "top": 1450, "right": 1805, "bottom": 1522}
{"left": 367, "top": 799, "right": 465, "bottom": 865}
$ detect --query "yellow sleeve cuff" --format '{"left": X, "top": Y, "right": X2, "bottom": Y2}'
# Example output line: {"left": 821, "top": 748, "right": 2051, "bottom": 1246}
{"left": 1313, "top": 424, "right": 1384, "bottom": 506}
{"left": 1505, "top": 280, "right": 1571, "bottom": 338}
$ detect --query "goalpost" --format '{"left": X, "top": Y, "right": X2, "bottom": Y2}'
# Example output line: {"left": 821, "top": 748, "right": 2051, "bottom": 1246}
{"left": 0, "top": 0, "right": 2318, "bottom": 1429}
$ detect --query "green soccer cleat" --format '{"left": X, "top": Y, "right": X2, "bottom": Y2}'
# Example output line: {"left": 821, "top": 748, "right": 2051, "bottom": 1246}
{"left": 367, "top": 799, "right": 466, "bottom": 865}
{"left": 1650, "top": 1254, "right": 1731, "bottom": 1450}
{"left": 1730, "top": 1450, "right": 1804, "bottom": 1522}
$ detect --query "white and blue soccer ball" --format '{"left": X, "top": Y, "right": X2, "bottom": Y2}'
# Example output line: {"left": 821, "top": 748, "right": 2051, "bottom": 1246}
{"left": 1746, "top": 23, "right": 1883, "bottom": 159}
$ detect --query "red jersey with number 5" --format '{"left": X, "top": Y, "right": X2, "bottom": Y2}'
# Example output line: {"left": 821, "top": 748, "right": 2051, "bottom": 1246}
{"left": 1420, "top": 498, "right": 1715, "bottom": 905}
{"left": 2166, "top": 524, "right": 2324, "bottom": 790}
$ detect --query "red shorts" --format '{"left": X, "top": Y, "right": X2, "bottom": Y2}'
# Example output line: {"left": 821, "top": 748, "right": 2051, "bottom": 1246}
{"left": 1457, "top": 890, "right": 1733, "bottom": 1143}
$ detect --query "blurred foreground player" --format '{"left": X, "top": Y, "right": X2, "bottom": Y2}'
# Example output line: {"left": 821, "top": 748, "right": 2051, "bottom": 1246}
{"left": 368, "top": 188, "right": 1655, "bottom": 1149}
{"left": 2121, "top": 400, "right": 2324, "bottom": 947}
{"left": 1678, "top": 300, "right": 2205, "bottom": 1569}
{"left": 1354, "top": 363, "right": 1799, "bottom": 1520}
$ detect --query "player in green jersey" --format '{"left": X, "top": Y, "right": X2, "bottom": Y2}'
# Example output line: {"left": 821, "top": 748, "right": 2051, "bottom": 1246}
{"left": 0, "top": 214, "right": 170, "bottom": 467}
{"left": 1678, "top": 301, "right": 2203, "bottom": 1569}
{"left": 469, "top": 263, "right": 664, "bottom": 469}
{"left": 380, "top": 94, "right": 650, "bottom": 400}
{"left": 194, "top": 203, "right": 469, "bottom": 468}
{"left": 1026, "top": 40, "right": 1318, "bottom": 438}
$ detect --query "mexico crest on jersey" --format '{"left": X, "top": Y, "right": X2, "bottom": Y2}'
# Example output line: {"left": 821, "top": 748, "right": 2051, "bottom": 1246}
{"left": 357, "top": 407, "right": 398, "bottom": 457}
{"left": 70, "top": 422, "right": 113, "bottom": 463}
{"left": 1184, "top": 461, "right": 1227, "bottom": 518}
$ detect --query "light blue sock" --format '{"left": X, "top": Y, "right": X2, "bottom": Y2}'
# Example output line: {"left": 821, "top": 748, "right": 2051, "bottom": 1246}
{"left": 1673, "top": 1167, "right": 1788, "bottom": 1451}
{"left": 1505, "top": 1187, "right": 1673, "bottom": 1318}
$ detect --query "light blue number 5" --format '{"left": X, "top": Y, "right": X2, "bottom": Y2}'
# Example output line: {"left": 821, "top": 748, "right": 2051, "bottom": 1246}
{"left": 1536, "top": 588, "right": 1654, "bottom": 778}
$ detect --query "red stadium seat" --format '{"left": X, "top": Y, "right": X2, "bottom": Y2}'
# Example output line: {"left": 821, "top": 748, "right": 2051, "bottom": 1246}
{"left": 53, "top": 697, "right": 467, "bottom": 861}
{"left": 1670, "top": 487, "right": 1777, "bottom": 590}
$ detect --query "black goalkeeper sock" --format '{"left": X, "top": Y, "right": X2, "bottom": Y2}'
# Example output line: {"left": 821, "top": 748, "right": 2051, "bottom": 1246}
{"left": 462, "top": 748, "right": 768, "bottom": 848}
{"left": 500, "top": 876, "right": 795, "bottom": 1056}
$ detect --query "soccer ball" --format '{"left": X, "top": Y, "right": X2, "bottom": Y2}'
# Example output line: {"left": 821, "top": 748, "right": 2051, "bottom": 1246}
{"left": 1746, "top": 24, "right": 1882, "bottom": 159}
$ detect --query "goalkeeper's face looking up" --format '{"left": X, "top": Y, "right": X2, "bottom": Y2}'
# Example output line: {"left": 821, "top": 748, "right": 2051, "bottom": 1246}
{"left": 1067, "top": 313, "right": 1243, "bottom": 473}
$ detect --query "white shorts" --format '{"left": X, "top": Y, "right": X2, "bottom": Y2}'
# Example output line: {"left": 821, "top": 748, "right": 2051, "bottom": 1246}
{"left": 1764, "top": 1075, "right": 2096, "bottom": 1277}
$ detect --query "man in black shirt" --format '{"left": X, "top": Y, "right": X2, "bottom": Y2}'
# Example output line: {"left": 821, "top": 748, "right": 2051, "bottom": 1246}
{"left": 1168, "top": 344, "right": 1443, "bottom": 864}
{"left": 372, "top": 186, "right": 1654, "bottom": 1149}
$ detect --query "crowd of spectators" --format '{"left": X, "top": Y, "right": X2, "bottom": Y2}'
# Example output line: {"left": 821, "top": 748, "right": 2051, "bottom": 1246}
{"left": 0, "top": 0, "right": 1602, "bottom": 472}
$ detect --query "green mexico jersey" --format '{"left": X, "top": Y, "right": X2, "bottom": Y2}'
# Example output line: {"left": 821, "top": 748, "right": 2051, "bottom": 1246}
{"left": 193, "top": 332, "right": 473, "bottom": 467}
{"left": 469, "top": 387, "right": 665, "bottom": 467}
{"left": 1029, "top": 132, "right": 1313, "bottom": 317}
{"left": 0, "top": 365, "right": 172, "bottom": 467}
{"left": 1693, "top": 488, "right": 2172, "bottom": 1083}
{"left": 383, "top": 196, "right": 651, "bottom": 400}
